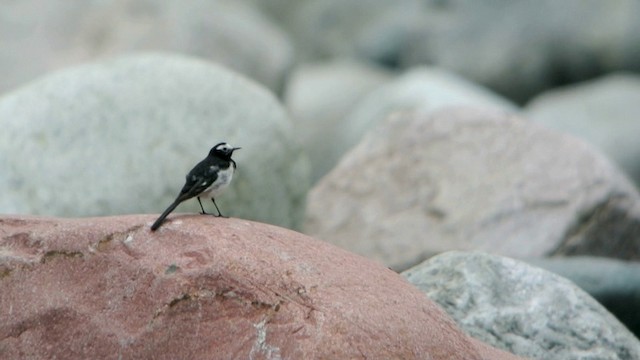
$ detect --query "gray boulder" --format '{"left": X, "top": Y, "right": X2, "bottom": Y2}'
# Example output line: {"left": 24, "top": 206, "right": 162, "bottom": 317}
{"left": 0, "top": 53, "right": 309, "bottom": 229}
{"left": 526, "top": 256, "right": 640, "bottom": 337}
{"left": 403, "top": 251, "right": 640, "bottom": 360}
{"left": 305, "top": 107, "right": 640, "bottom": 270}
{"left": 0, "top": 0, "right": 292, "bottom": 94}
{"left": 284, "top": 60, "right": 394, "bottom": 183}
{"left": 525, "top": 73, "right": 640, "bottom": 186}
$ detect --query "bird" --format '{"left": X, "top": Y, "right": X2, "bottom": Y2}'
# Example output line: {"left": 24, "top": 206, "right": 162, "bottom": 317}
{"left": 151, "top": 142, "right": 240, "bottom": 231}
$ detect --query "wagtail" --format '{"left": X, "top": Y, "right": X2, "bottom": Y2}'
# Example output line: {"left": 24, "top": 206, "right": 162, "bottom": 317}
{"left": 151, "top": 142, "right": 240, "bottom": 231}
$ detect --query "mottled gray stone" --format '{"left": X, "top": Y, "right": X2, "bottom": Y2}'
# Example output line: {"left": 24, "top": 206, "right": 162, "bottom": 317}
{"left": 403, "top": 251, "right": 640, "bottom": 360}
{"left": 526, "top": 256, "right": 640, "bottom": 337}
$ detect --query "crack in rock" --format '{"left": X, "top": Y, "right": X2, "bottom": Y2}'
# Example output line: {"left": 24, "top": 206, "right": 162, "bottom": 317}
{"left": 40, "top": 250, "right": 83, "bottom": 263}
{"left": 92, "top": 224, "right": 145, "bottom": 252}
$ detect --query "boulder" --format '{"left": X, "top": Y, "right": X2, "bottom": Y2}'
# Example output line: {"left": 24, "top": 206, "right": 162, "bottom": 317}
{"left": 0, "top": 0, "right": 292, "bottom": 94}
{"left": 525, "top": 73, "right": 640, "bottom": 186}
{"left": 0, "top": 54, "right": 309, "bottom": 229}
{"left": 0, "top": 215, "right": 521, "bottom": 359}
{"left": 403, "top": 252, "right": 640, "bottom": 360}
{"left": 305, "top": 107, "right": 640, "bottom": 270}
{"left": 284, "top": 60, "right": 394, "bottom": 182}
{"left": 526, "top": 256, "right": 640, "bottom": 337}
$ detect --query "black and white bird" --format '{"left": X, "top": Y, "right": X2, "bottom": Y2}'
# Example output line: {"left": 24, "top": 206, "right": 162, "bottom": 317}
{"left": 150, "top": 142, "right": 240, "bottom": 231}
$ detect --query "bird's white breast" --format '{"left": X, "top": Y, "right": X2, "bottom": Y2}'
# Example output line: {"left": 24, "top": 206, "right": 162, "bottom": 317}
{"left": 202, "top": 165, "right": 234, "bottom": 197}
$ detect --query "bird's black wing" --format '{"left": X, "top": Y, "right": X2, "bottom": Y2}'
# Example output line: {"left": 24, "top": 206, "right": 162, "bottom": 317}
{"left": 176, "top": 159, "right": 220, "bottom": 200}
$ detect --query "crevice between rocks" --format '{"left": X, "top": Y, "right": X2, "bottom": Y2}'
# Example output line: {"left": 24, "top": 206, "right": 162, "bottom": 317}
{"left": 554, "top": 194, "right": 640, "bottom": 258}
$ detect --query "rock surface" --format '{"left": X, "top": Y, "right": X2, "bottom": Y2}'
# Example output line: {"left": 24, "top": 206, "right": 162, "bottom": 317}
{"left": 0, "top": 215, "right": 521, "bottom": 359}
{"left": 0, "top": 54, "right": 309, "bottom": 229}
{"left": 525, "top": 73, "right": 640, "bottom": 186}
{"left": 403, "top": 251, "right": 640, "bottom": 360}
{"left": 526, "top": 256, "right": 640, "bottom": 337}
{"left": 0, "top": 0, "right": 292, "bottom": 94}
{"left": 305, "top": 107, "right": 640, "bottom": 270}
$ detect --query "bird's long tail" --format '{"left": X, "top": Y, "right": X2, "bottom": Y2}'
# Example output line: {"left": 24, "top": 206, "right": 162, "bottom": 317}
{"left": 151, "top": 200, "right": 181, "bottom": 231}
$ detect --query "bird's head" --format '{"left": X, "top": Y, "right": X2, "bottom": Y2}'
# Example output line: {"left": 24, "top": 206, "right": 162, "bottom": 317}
{"left": 210, "top": 142, "right": 241, "bottom": 159}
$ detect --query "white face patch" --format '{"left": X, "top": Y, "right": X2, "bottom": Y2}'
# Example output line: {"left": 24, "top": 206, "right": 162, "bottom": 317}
{"left": 216, "top": 143, "right": 234, "bottom": 153}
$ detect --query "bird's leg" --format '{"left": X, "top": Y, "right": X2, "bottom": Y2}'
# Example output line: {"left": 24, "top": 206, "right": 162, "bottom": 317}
{"left": 211, "top": 198, "right": 227, "bottom": 218}
{"left": 197, "top": 197, "right": 208, "bottom": 215}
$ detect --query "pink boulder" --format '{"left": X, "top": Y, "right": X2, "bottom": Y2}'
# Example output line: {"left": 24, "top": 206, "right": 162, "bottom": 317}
{"left": 0, "top": 215, "right": 520, "bottom": 359}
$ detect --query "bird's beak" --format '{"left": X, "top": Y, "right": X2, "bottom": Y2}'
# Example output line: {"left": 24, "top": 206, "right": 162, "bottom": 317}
{"left": 233, "top": 147, "right": 241, "bottom": 151}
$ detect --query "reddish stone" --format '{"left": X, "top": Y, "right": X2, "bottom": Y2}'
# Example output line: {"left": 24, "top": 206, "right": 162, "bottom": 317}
{"left": 0, "top": 215, "right": 521, "bottom": 359}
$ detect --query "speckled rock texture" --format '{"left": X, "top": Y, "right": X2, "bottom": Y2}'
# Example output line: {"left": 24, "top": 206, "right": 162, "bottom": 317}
{"left": 0, "top": 215, "right": 521, "bottom": 360}
{"left": 403, "top": 252, "right": 640, "bottom": 360}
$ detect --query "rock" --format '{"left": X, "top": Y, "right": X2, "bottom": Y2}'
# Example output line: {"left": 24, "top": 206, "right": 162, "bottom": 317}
{"left": 276, "top": 0, "right": 640, "bottom": 103}
{"left": 402, "top": 251, "right": 640, "bottom": 360}
{"left": 0, "top": 215, "right": 522, "bottom": 359}
{"left": 0, "top": 0, "right": 292, "bottom": 94}
{"left": 284, "top": 60, "right": 394, "bottom": 183}
{"left": 304, "top": 107, "right": 640, "bottom": 270}
{"left": 526, "top": 256, "right": 640, "bottom": 337}
{"left": 0, "top": 54, "right": 309, "bottom": 229}
{"left": 525, "top": 73, "right": 640, "bottom": 186}
{"left": 310, "top": 66, "right": 516, "bottom": 183}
